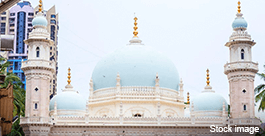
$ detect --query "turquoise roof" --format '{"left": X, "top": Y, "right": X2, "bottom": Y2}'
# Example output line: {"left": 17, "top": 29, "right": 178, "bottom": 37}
{"left": 32, "top": 14, "right": 47, "bottom": 27}
{"left": 232, "top": 17, "right": 248, "bottom": 29}
{"left": 92, "top": 44, "right": 179, "bottom": 91}
{"left": 49, "top": 91, "right": 86, "bottom": 111}
{"left": 193, "top": 92, "right": 228, "bottom": 111}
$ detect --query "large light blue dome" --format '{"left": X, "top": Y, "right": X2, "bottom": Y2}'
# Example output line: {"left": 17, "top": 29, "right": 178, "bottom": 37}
{"left": 193, "top": 92, "right": 228, "bottom": 111}
{"left": 232, "top": 18, "right": 248, "bottom": 29}
{"left": 32, "top": 14, "right": 47, "bottom": 26}
{"left": 92, "top": 44, "right": 179, "bottom": 91}
{"left": 49, "top": 91, "right": 86, "bottom": 111}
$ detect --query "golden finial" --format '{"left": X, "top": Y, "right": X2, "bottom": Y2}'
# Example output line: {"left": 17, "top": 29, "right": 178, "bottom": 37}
{"left": 133, "top": 16, "right": 138, "bottom": 37}
{"left": 206, "top": 69, "right": 210, "bottom": 86}
{"left": 38, "top": 0, "right": 42, "bottom": 12}
{"left": 67, "top": 68, "right": 71, "bottom": 85}
{"left": 187, "top": 92, "right": 190, "bottom": 104}
{"left": 237, "top": 1, "right": 241, "bottom": 13}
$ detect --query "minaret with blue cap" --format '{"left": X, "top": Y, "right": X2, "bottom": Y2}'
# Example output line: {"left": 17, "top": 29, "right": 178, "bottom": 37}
{"left": 224, "top": 1, "right": 258, "bottom": 119}
{"left": 20, "top": 0, "right": 55, "bottom": 135}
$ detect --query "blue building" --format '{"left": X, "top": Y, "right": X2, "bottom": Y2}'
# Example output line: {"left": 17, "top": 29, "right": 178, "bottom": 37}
{"left": 4, "top": 1, "right": 34, "bottom": 89}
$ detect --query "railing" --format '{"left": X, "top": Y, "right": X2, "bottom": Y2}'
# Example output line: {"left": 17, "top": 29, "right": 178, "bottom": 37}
{"left": 224, "top": 61, "right": 258, "bottom": 74}
{"left": 20, "top": 117, "right": 51, "bottom": 124}
{"left": 91, "top": 86, "right": 181, "bottom": 103}
{"left": 22, "top": 59, "right": 55, "bottom": 70}
{"left": 229, "top": 31, "right": 251, "bottom": 41}
{"left": 228, "top": 118, "right": 261, "bottom": 126}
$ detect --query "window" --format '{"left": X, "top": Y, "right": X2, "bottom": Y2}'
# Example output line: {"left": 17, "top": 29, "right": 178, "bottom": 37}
{"left": 51, "top": 15, "right": 56, "bottom": 18}
{"left": 242, "top": 89, "right": 246, "bottom": 93}
{"left": 9, "top": 18, "right": 15, "bottom": 23}
{"left": 14, "top": 62, "right": 18, "bottom": 70}
{"left": 0, "top": 28, "right": 5, "bottom": 34}
{"left": 1, "top": 17, "right": 6, "bottom": 20}
{"left": 243, "top": 105, "right": 247, "bottom": 111}
{"left": 10, "top": 13, "right": 15, "bottom": 16}
{"left": 35, "top": 103, "right": 38, "bottom": 109}
{"left": 35, "top": 87, "right": 38, "bottom": 92}
{"left": 22, "top": 73, "right": 25, "bottom": 81}
{"left": 1, "top": 12, "right": 6, "bottom": 15}
{"left": 1, "top": 23, "right": 5, "bottom": 27}
{"left": 10, "top": 24, "right": 14, "bottom": 27}
{"left": 28, "top": 23, "right": 32, "bottom": 27}
{"left": 28, "top": 18, "right": 33, "bottom": 22}
{"left": 241, "top": 49, "right": 244, "bottom": 60}
{"left": 36, "top": 47, "right": 40, "bottom": 57}
{"left": 28, "top": 12, "right": 34, "bottom": 16}
{"left": 50, "top": 20, "right": 56, "bottom": 25}
{"left": 134, "top": 113, "right": 142, "bottom": 118}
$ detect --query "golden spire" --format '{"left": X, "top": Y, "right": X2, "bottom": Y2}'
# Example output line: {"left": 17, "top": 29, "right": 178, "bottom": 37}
{"left": 39, "top": 0, "right": 43, "bottom": 12}
{"left": 206, "top": 69, "right": 210, "bottom": 86}
{"left": 187, "top": 92, "right": 190, "bottom": 104}
{"left": 133, "top": 16, "right": 138, "bottom": 37}
{"left": 237, "top": 1, "right": 241, "bottom": 13}
{"left": 67, "top": 68, "right": 71, "bottom": 85}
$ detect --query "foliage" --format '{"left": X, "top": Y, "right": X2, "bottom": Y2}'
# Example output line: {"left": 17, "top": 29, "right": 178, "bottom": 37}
{"left": 255, "top": 127, "right": 265, "bottom": 136}
{"left": 254, "top": 65, "right": 265, "bottom": 112}
{"left": 0, "top": 57, "right": 25, "bottom": 136}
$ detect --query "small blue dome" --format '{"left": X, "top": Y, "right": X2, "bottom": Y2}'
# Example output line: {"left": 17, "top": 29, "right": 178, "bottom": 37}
{"left": 49, "top": 91, "right": 86, "bottom": 111}
{"left": 193, "top": 92, "right": 228, "bottom": 111}
{"left": 32, "top": 15, "right": 47, "bottom": 26}
{"left": 92, "top": 44, "right": 179, "bottom": 91}
{"left": 232, "top": 18, "right": 248, "bottom": 29}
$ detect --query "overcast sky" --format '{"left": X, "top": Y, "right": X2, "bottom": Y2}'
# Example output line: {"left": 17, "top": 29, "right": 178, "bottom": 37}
{"left": 27, "top": 0, "right": 265, "bottom": 107}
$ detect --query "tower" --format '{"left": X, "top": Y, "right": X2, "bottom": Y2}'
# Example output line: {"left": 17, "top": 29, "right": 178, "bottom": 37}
{"left": 20, "top": 0, "right": 55, "bottom": 135}
{"left": 224, "top": 1, "right": 258, "bottom": 118}
{"left": 34, "top": 4, "right": 59, "bottom": 99}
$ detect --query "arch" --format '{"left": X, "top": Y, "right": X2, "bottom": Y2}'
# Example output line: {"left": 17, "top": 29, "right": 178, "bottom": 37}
{"left": 36, "top": 47, "right": 40, "bottom": 58}
{"left": 123, "top": 106, "right": 153, "bottom": 117}
{"left": 94, "top": 108, "right": 114, "bottom": 117}
{"left": 241, "top": 49, "right": 244, "bottom": 60}
{"left": 161, "top": 108, "right": 179, "bottom": 117}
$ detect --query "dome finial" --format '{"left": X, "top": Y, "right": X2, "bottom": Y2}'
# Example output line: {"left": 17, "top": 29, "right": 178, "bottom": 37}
{"left": 67, "top": 68, "right": 71, "bottom": 85}
{"left": 39, "top": 0, "right": 43, "bottom": 12}
{"left": 206, "top": 69, "right": 210, "bottom": 86}
{"left": 187, "top": 92, "right": 190, "bottom": 104}
{"left": 133, "top": 14, "right": 138, "bottom": 38}
{"left": 237, "top": 1, "right": 241, "bottom": 13}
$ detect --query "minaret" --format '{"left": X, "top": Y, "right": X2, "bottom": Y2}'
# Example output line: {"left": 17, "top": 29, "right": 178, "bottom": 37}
{"left": 20, "top": 0, "right": 55, "bottom": 135}
{"left": 224, "top": 1, "right": 258, "bottom": 118}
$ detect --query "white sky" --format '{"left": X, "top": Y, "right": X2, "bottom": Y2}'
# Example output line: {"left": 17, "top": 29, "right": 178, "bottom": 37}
{"left": 27, "top": 0, "right": 265, "bottom": 108}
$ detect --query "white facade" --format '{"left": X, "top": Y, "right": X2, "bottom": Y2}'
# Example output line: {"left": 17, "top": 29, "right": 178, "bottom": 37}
{"left": 19, "top": 2, "right": 262, "bottom": 136}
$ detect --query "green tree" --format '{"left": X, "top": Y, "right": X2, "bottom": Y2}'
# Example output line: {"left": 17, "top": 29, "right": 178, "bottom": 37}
{"left": 0, "top": 57, "right": 25, "bottom": 136}
{"left": 254, "top": 65, "right": 265, "bottom": 112}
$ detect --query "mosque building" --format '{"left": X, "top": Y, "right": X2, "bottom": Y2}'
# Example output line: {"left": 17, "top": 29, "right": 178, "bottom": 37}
{"left": 19, "top": 1, "right": 262, "bottom": 136}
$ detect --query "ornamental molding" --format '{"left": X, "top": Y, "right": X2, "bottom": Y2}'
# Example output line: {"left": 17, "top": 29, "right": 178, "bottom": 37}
{"left": 228, "top": 75, "right": 255, "bottom": 82}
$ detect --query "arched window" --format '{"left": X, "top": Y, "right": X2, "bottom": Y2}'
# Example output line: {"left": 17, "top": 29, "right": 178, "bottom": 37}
{"left": 35, "top": 103, "right": 38, "bottom": 109}
{"left": 243, "top": 105, "right": 246, "bottom": 111}
{"left": 36, "top": 47, "right": 40, "bottom": 57}
{"left": 134, "top": 113, "right": 142, "bottom": 118}
{"left": 241, "top": 49, "right": 244, "bottom": 60}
